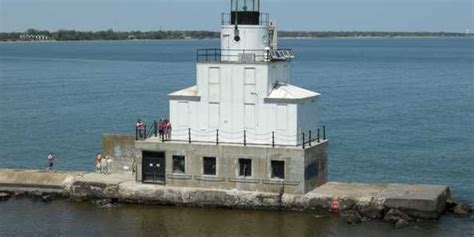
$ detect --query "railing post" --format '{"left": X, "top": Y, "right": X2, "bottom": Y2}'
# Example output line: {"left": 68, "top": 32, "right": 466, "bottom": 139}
{"left": 154, "top": 120, "right": 158, "bottom": 137}
{"left": 317, "top": 128, "right": 320, "bottom": 143}
{"left": 309, "top": 130, "right": 312, "bottom": 146}
{"left": 302, "top": 132, "right": 306, "bottom": 149}
{"left": 216, "top": 129, "right": 219, "bottom": 145}
{"left": 244, "top": 130, "right": 247, "bottom": 146}
{"left": 323, "top": 126, "right": 326, "bottom": 140}
{"left": 135, "top": 126, "right": 138, "bottom": 141}
{"left": 272, "top": 131, "right": 275, "bottom": 148}
{"left": 144, "top": 124, "right": 147, "bottom": 140}
{"left": 188, "top": 128, "right": 191, "bottom": 144}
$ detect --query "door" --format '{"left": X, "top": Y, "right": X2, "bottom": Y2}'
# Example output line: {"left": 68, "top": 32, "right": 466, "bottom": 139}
{"left": 142, "top": 151, "right": 166, "bottom": 184}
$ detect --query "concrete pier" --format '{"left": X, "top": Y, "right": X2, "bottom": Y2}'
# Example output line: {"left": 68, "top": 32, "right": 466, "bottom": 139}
{"left": 0, "top": 169, "right": 452, "bottom": 221}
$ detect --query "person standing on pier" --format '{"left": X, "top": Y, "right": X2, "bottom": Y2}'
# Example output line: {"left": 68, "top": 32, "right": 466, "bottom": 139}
{"left": 136, "top": 119, "right": 145, "bottom": 140}
{"left": 158, "top": 119, "right": 164, "bottom": 141}
{"left": 95, "top": 152, "right": 102, "bottom": 173}
{"left": 47, "top": 153, "right": 55, "bottom": 171}
{"left": 165, "top": 119, "right": 172, "bottom": 141}
{"left": 100, "top": 156, "right": 109, "bottom": 175}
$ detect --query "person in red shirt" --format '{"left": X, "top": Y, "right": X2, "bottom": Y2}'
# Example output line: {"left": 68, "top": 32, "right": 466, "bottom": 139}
{"left": 165, "top": 119, "right": 172, "bottom": 141}
{"left": 136, "top": 119, "right": 145, "bottom": 139}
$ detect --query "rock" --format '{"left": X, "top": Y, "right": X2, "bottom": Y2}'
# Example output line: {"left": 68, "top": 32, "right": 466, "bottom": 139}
{"left": 445, "top": 199, "right": 457, "bottom": 211}
{"left": 453, "top": 203, "right": 472, "bottom": 217}
{"left": 358, "top": 205, "right": 383, "bottom": 220}
{"left": 394, "top": 219, "right": 410, "bottom": 229}
{"left": 28, "top": 191, "right": 44, "bottom": 199}
{"left": 0, "top": 192, "right": 11, "bottom": 201}
{"left": 383, "top": 209, "right": 412, "bottom": 224}
{"left": 41, "top": 194, "right": 59, "bottom": 202}
{"left": 13, "top": 191, "right": 26, "bottom": 199}
{"left": 342, "top": 210, "right": 362, "bottom": 224}
{"left": 93, "top": 198, "right": 119, "bottom": 208}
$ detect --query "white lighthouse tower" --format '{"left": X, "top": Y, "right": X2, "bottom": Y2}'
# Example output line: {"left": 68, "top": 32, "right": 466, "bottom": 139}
{"left": 169, "top": 0, "right": 320, "bottom": 146}
{"left": 136, "top": 0, "right": 328, "bottom": 194}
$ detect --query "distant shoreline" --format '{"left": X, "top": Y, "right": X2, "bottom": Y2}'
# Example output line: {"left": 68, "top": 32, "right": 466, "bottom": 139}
{"left": 0, "top": 36, "right": 472, "bottom": 44}
{"left": 1, "top": 30, "right": 472, "bottom": 42}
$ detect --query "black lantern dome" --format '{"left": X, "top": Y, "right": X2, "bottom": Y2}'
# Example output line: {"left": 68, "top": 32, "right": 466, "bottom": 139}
{"left": 231, "top": 0, "right": 260, "bottom": 25}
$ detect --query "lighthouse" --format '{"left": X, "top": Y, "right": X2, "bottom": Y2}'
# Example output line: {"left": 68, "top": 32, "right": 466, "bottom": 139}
{"left": 136, "top": 0, "right": 328, "bottom": 194}
{"left": 169, "top": 0, "right": 320, "bottom": 146}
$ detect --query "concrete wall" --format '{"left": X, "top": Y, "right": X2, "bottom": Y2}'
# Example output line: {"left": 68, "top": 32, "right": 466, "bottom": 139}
{"left": 135, "top": 140, "right": 328, "bottom": 194}
{"left": 102, "top": 134, "right": 139, "bottom": 173}
{"left": 304, "top": 141, "right": 328, "bottom": 193}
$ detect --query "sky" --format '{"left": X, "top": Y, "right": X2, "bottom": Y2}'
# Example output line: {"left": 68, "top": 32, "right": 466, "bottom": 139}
{"left": 0, "top": 0, "right": 473, "bottom": 33}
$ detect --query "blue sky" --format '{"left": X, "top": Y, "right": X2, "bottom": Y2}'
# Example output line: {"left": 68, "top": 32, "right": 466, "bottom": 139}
{"left": 1, "top": 0, "right": 473, "bottom": 32}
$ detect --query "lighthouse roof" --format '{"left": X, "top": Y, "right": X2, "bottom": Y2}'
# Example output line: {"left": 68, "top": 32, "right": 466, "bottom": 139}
{"left": 265, "top": 83, "right": 319, "bottom": 104}
{"left": 169, "top": 85, "right": 200, "bottom": 101}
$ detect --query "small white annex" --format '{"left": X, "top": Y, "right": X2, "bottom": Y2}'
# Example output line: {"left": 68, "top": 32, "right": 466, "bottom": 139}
{"left": 169, "top": 2, "right": 320, "bottom": 146}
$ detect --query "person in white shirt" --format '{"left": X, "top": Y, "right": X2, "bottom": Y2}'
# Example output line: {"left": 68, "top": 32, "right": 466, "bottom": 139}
{"left": 47, "top": 153, "right": 55, "bottom": 171}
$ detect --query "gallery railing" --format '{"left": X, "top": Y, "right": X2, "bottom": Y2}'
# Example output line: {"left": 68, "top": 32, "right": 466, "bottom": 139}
{"left": 136, "top": 122, "right": 326, "bottom": 149}
{"left": 196, "top": 48, "right": 295, "bottom": 63}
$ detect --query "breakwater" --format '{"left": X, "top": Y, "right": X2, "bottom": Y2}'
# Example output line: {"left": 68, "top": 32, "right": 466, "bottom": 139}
{"left": 0, "top": 169, "right": 470, "bottom": 228}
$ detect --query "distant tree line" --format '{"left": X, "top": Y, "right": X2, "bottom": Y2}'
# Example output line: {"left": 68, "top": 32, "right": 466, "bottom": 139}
{"left": 278, "top": 31, "right": 472, "bottom": 38}
{"left": 0, "top": 29, "right": 220, "bottom": 41}
{"left": 0, "top": 29, "right": 471, "bottom": 41}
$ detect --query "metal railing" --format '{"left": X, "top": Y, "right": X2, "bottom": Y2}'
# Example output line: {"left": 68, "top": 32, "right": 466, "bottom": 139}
{"left": 136, "top": 124, "right": 327, "bottom": 149}
{"left": 221, "top": 12, "right": 270, "bottom": 26}
{"left": 135, "top": 120, "right": 158, "bottom": 141}
{"left": 197, "top": 48, "right": 295, "bottom": 63}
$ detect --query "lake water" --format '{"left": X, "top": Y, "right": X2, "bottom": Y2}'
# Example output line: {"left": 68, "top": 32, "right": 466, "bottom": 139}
{"left": 0, "top": 38, "right": 473, "bottom": 236}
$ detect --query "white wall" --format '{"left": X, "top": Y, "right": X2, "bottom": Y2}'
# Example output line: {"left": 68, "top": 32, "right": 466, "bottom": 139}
{"left": 221, "top": 25, "right": 270, "bottom": 62}
{"left": 170, "top": 62, "right": 302, "bottom": 146}
{"left": 297, "top": 98, "right": 320, "bottom": 144}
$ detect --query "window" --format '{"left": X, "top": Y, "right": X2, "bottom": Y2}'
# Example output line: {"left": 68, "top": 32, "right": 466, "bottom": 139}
{"left": 239, "top": 159, "right": 252, "bottom": 177}
{"left": 172, "top": 155, "right": 185, "bottom": 174}
{"left": 271, "top": 160, "right": 285, "bottom": 179}
{"left": 203, "top": 157, "right": 217, "bottom": 176}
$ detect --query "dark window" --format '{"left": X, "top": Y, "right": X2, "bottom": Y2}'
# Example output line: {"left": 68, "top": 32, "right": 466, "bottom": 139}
{"left": 239, "top": 159, "right": 252, "bottom": 177}
{"left": 172, "top": 155, "right": 185, "bottom": 174}
{"left": 271, "top": 160, "right": 285, "bottom": 179}
{"left": 203, "top": 157, "right": 216, "bottom": 176}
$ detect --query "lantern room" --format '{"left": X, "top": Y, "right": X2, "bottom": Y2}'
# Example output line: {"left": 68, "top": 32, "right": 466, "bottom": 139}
{"left": 231, "top": 0, "right": 261, "bottom": 25}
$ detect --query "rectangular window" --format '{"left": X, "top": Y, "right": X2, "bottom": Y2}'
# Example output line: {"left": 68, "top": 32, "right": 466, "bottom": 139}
{"left": 203, "top": 157, "right": 217, "bottom": 176}
{"left": 239, "top": 159, "right": 252, "bottom": 177}
{"left": 172, "top": 155, "right": 185, "bottom": 174}
{"left": 271, "top": 160, "right": 285, "bottom": 179}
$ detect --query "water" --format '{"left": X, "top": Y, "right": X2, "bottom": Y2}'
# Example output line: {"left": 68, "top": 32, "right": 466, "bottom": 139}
{"left": 0, "top": 38, "right": 473, "bottom": 236}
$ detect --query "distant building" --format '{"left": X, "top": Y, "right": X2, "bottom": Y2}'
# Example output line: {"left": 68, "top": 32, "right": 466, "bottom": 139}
{"left": 19, "top": 34, "right": 50, "bottom": 41}
{"left": 135, "top": 0, "right": 328, "bottom": 194}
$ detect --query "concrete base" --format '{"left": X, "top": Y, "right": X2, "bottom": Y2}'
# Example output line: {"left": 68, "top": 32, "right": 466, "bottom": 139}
{"left": 135, "top": 140, "right": 328, "bottom": 194}
{"left": 0, "top": 169, "right": 452, "bottom": 220}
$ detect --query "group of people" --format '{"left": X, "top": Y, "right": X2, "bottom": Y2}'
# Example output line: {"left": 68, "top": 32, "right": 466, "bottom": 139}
{"left": 158, "top": 118, "right": 172, "bottom": 141}
{"left": 95, "top": 152, "right": 111, "bottom": 175}
{"left": 136, "top": 118, "right": 172, "bottom": 141}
